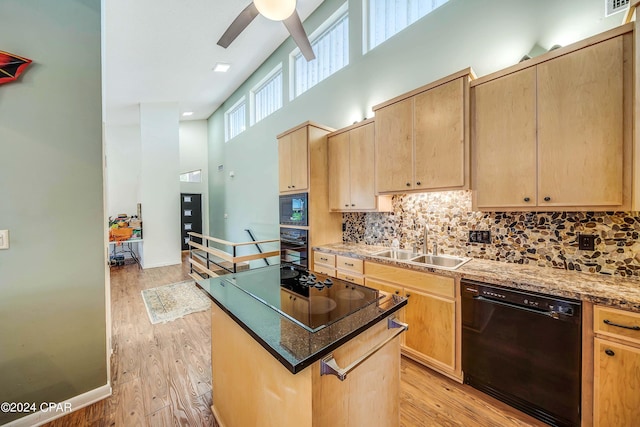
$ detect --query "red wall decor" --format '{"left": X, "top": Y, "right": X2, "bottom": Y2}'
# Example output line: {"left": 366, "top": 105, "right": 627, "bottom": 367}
{"left": 0, "top": 51, "right": 32, "bottom": 85}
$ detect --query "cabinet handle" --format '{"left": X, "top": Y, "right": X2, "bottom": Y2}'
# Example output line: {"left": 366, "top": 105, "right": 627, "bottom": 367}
{"left": 289, "top": 295, "right": 292, "bottom": 299}
{"left": 345, "top": 204, "right": 349, "bottom": 207}
{"left": 603, "top": 319, "right": 640, "bottom": 331}
{"left": 406, "top": 293, "right": 411, "bottom": 298}
{"left": 345, "top": 262, "right": 354, "bottom": 266}
{"left": 395, "top": 290, "right": 400, "bottom": 295}
{"left": 291, "top": 185, "right": 295, "bottom": 188}
{"left": 544, "top": 196, "right": 551, "bottom": 202}
{"left": 605, "top": 349, "right": 615, "bottom": 357}
{"left": 406, "top": 182, "right": 411, "bottom": 187}
{"left": 320, "top": 257, "right": 328, "bottom": 261}
{"left": 524, "top": 197, "right": 530, "bottom": 202}
{"left": 351, "top": 204, "right": 355, "bottom": 206}
{"left": 345, "top": 276, "right": 354, "bottom": 281}
{"left": 416, "top": 181, "right": 421, "bottom": 185}
{"left": 288, "top": 186, "right": 292, "bottom": 189}
{"left": 320, "top": 317, "right": 408, "bottom": 381}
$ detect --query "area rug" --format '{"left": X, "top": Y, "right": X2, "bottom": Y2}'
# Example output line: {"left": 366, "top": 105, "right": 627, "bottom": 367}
{"left": 141, "top": 280, "right": 211, "bottom": 324}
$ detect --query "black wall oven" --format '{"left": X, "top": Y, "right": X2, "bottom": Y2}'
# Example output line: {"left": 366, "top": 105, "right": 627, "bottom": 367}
{"left": 280, "top": 227, "right": 308, "bottom": 268}
{"left": 462, "top": 279, "right": 582, "bottom": 427}
{"left": 279, "top": 193, "right": 308, "bottom": 226}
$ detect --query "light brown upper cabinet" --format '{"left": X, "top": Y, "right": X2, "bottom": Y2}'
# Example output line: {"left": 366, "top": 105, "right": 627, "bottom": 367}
{"left": 278, "top": 126, "right": 309, "bottom": 193}
{"left": 373, "top": 68, "right": 474, "bottom": 194}
{"left": 276, "top": 121, "right": 342, "bottom": 271}
{"left": 327, "top": 120, "right": 392, "bottom": 211}
{"left": 472, "top": 24, "right": 633, "bottom": 211}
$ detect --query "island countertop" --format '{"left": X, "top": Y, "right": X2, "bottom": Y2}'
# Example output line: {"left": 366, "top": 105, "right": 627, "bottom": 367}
{"left": 196, "top": 264, "right": 407, "bottom": 373}
{"left": 313, "top": 242, "right": 640, "bottom": 313}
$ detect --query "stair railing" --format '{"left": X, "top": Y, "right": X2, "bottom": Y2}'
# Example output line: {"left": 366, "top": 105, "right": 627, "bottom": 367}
{"left": 187, "top": 231, "right": 279, "bottom": 282}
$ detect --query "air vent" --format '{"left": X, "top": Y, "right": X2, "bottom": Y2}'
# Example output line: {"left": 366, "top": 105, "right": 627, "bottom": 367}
{"left": 605, "top": 0, "right": 630, "bottom": 17}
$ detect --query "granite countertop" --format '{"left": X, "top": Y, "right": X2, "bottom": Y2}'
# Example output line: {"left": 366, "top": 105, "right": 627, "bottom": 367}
{"left": 196, "top": 264, "right": 407, "bottom": 374}
{"left": 314, "top": 242, "right": 640, "bottom": 313}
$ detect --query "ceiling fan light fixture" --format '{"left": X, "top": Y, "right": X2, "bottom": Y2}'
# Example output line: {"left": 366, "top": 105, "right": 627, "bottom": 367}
{"left": 253, "top": 0, "right": 296, "bottom": 21}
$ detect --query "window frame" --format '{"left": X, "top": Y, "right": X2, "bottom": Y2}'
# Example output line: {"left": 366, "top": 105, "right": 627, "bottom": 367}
{"left": 180, "top": 169, "right": 202, "bottom": 183}
{"left": 250, "top": 63, "right": 284, "bottom": 126}
{"left": 363, "top": 0, "right": 449, "bottom": 53}
{"left": 224, "top": 96, "right": 247, "bottom": 142}
{"left": 289, "top": 2, "right": 349, "bottom": 100}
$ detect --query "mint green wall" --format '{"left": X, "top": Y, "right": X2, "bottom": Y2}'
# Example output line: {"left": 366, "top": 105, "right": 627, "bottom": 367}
{"left": 207, "top": 0, "right": 622, "bottom": 242}
{"left": 0, "top": 0, "right": 106, "bottom": 423}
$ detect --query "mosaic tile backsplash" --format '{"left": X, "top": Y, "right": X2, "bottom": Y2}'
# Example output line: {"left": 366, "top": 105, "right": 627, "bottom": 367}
{"left": 343, "top": 191, "right": 640, "bottom": 278}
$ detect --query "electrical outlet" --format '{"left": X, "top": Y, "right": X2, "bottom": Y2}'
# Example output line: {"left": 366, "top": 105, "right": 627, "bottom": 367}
{"left": 578, "top": 234, "right": 596, "bottom": 251}
{"left": 0, "top": 230, "right": 9, "bottom": 249}
{"left": 469, "top": 230, "right": 491, "bottom": 244}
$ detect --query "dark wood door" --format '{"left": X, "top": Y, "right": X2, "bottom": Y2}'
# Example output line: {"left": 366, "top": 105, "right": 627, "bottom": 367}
{"left": 181, "top": 193, "right": 202, "bottom": 250}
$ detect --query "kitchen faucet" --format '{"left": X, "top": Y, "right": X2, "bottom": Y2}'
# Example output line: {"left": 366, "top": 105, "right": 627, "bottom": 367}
{"left": 423, "top": 224, "right": 438, "bottom": 256}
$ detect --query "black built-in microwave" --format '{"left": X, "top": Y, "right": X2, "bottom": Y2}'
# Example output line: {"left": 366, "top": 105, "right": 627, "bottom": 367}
{"left": 279, "top": 193, "right": 308, "bottom": 226}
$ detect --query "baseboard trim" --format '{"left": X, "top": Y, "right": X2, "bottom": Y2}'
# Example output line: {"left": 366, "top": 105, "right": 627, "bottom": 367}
{"left": 3, "top": 384, "right": 112, "bottom": 427}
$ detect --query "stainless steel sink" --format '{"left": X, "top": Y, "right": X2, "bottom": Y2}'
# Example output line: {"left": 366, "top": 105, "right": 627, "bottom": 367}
{"left": 373, "top": 249, "right": 420, "bottom": 260}
{"left": 409, "top": 254, "right": 471, "bottom": 270}
{"left": 373, "top": 249, "right": 471, "bottom": 270}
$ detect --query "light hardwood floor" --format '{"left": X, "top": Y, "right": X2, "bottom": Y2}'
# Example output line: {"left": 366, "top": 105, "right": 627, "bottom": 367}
{"left": 44, "top": 256, "right": 545, "bottom": 427}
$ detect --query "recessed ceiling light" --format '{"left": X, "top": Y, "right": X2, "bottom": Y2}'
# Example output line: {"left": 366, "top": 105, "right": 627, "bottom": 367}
{"left": 182, "top": 111, "right": 194, "bottom": 117}
{"left": 213, "top": 63, "right": 231, "bottom": 73}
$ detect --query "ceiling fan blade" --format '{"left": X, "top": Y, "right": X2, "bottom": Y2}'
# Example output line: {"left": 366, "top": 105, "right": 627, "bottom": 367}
{"left": 217, "top": 2, "right": 260, "bottom": 48}
{"left": 283, "top": 10, "right": 315, "bottom": 61}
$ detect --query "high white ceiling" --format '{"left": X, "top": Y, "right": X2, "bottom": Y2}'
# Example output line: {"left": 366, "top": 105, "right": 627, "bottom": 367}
{"left": 104, "top": 0, "right": 325, "bottom": 125}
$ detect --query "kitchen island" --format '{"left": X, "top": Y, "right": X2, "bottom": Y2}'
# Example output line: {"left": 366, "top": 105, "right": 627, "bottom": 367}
{"left": 196, "top": 263, "right": 407, "bottom": 427}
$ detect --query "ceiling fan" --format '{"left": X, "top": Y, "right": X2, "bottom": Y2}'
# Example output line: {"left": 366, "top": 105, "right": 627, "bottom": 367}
{"left": 217, "top": 0, "right": 316, "bottom": 61}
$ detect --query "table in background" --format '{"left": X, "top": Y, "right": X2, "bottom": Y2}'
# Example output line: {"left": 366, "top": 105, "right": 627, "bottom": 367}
{"left": 108, "top": 238, "right": 143, "bottom": 269}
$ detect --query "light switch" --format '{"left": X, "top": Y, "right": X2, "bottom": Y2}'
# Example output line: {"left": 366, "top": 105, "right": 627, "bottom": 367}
{"left": 0, "top": 230, "right": 9, "bottom": 249}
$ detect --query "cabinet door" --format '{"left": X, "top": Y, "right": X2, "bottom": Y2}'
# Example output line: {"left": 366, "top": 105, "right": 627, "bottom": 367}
{"left": 280, "top": 289, "right": 309, "bottom": 325}
{"left": 594, "top": 338, "right": 640, "bottom": 427}
{"left": 404, "top": 288, "right": 455, "bottom": 371}
{"left": 375, "top": 98, "right": 414, "bottom": 193}
{"left": 289, "top": 127, "right": 309, "bottom": 191}
{"left": 328, "top": 132, "right": 351, "bottom": 210}
{"left": 365, "top": 278, "right": 404, "bottom": 332}
{"left": 414, "top": 78, "right": 465, "bottom": 190}
{"left": 278, "top": 133, "right": 293, "bottom": 192}
{"left": 365, "top": 278, "right": 403, "bottom": 297}
{"left": 537, "top": 36, "right": 624, "bottom": 207}
{"left": 349, "top": 123, "right": 376, "bottom": 210}
{"left": 473, "top": 67, "right": 537, "bottom": 208}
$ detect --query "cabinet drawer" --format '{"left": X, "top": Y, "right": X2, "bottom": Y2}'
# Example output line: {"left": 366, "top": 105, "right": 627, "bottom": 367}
{"left": 314, "top": 252, "right": 336, "bottom": 267}
{"left": 314, "top": 265, "right": 336, "bottom": 277}
{"left": 365, "top": 261, "right": 454, "bottom": 299}
{"left": 594, "top": 306, "right": 640, "bottom": 346}
{"left": 336, "top": 256, "right": 363, "bottom": 274}
{"left": 337, "top": 271, "right": 364, "bottom": 285}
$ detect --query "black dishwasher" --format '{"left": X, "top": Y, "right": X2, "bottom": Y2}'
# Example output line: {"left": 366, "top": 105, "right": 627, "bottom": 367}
{"left": 461, "top": 279, "right": 581, "bottom": 427}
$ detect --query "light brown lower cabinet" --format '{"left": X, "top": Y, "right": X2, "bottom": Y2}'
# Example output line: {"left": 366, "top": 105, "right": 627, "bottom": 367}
{"left": 593, "top": 338, "right": 640, "bottom": 427}
{"left": 313, "top": 251, "right": 336, "bottom": 276}
{"left": 313, "top": 253, "right": 365, "bottom": 285}
{"left": 592, "top": 305, "right": 640, "bottom": 427}
{"left": 211, "top": 304, "right": 402, "bottom": 427}
{"left": 364, "top": 261, "right": 460, "bottom": 381}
